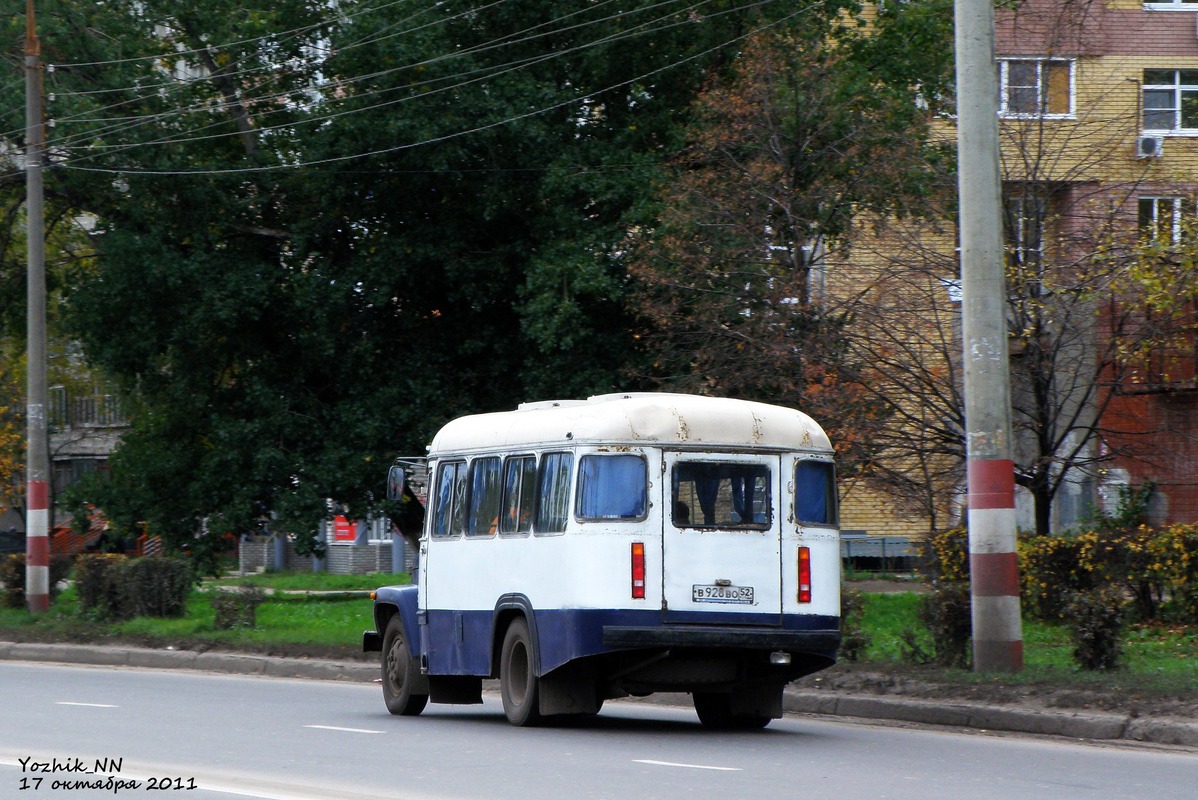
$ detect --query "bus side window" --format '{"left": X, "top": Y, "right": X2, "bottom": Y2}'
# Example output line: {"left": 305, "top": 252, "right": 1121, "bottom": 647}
{"left": 577, "top": 454, "right": 647, "bottom": 520}
{"left": 535, "top": 452, "right": 573, "bottom": 534}
{"left": 433, "top": 461, "right": 467, "bottom": 538}
{"left": 467, "top": 456, "right": 502, "bottom": 537}
{"left": 795, "top": 461, "right": 837, "bottom": 525}
{"left": 500, "top": 455, "right": 536, "bottom": 535}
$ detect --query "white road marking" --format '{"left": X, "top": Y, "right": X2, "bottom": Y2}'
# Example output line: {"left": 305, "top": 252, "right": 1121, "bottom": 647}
{"left": 56, "top": 701, "right": 119, "bottom": 708}
{"left": 634, "top": 759, "right": 742, "bottom": 772}
{"left": 302, "top": 724, "right": 383, "bottom": 734}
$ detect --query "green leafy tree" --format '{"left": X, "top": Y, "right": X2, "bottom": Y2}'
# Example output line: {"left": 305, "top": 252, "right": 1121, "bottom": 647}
{"left": 627, "top": 6, "right": 955, "bottom": 469}
{"left": 2, "top": 1, "right": 802, "bottom": 560}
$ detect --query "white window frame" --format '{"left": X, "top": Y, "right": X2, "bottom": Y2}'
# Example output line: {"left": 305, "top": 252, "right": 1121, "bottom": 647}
{"left": 1004, "top": 191, "right": 1047, "bottom": 268}
{"left": 1143, "top": 0, "right": 1198, "bottom": 10}
{"left": 999, "top": 58, "right": 1075, "bottom": 119}
{"left": 1138, "top": 196, "right": 1185, "bottom": 244}
{"left": 1142, "top": 70, "right": 1198, "bottom": 134}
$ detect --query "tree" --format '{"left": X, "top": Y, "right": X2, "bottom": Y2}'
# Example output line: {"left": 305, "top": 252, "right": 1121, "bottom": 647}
{"left": 627, "top": 5, "right": 955, "bottom": 468}
{"left": 0, "top": 347, "right": 23, "bottom": 514}
{"left": 1, "top": 1, "right": 800, "bottom": 559}
{"left": 840, "top": 0, "right": 1198, "bottom": 535}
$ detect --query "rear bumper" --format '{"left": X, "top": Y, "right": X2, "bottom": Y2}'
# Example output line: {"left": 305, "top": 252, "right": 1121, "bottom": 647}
{"left": 602, "top": 624, "right": 839, "bottom": 653}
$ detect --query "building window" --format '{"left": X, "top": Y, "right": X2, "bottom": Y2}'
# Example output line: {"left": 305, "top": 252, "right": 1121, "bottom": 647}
{"left": 1138, "top": 197, "right": 1186, "bottom": 243}
{"left": 1003, "top": 191, "right": 1047, "bottom": 269}
{"left": 1000, "top": 59, "right": 1073, "bottom": 118}
{"left": 1143, "top": 0, "right": 1198, "bottom": 9}
{"left": 1142, "top": 70, "right": 1198, "bottom": 132}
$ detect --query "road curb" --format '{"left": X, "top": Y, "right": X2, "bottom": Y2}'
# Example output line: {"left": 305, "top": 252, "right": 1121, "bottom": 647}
{"left": 784, "top": 689, "right": 1198, "bottom": 746}
{"left": 3, "top": 641, "right": 1195, "bottom": 747}
{"left": 0, "top": 641, "right": 378, "bottom": 683}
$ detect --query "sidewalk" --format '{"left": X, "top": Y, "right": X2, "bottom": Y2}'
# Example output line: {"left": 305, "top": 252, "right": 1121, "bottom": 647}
{"left": 2, "top": 640, "right": 1196, "bottom": 747}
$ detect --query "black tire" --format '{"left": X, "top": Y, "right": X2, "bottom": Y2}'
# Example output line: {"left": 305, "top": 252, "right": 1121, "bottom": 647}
{"left": 499, "top": 617, "right": 542, "bottom": 726}
{"left": 382, "top": 615, "right": 428, "bottom": 716}
{"left": 693, "top": 692, "right": 771, "bottom": 730}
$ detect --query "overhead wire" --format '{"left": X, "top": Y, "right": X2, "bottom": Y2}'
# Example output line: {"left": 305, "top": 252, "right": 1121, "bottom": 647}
{"left": 58, "top": 3, "right": 808, "bottom": 177}
{"left": 54, "top": 0, "right": 727, "bottom": 162}
{"left": 20, "top": 0, "right": 692, "bottom": 151}
{"left": 2, "top": 0, "right": 799, "bottom": 178}
{"left": 0, "top": 0, "right": 489, "bottom": 142}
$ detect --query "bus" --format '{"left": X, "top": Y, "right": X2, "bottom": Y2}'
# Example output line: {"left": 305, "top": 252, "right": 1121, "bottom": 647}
{"left": 363, "top": 392, "right": 840, "bottom": 728}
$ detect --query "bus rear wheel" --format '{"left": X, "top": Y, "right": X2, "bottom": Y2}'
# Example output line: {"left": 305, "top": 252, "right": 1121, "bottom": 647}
{"left": 499, "top": 618, "right": 542, "bottom": 726}
{"left": 382, "top": 616, "right": 428, "bottom": 716}
{"left": 693, "top": 692, "right": 771, "bottom": 730}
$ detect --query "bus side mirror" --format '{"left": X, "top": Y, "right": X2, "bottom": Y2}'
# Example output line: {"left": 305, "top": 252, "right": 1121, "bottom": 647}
{"left": 387, "top": 465, "right": 406, "bottom": 503}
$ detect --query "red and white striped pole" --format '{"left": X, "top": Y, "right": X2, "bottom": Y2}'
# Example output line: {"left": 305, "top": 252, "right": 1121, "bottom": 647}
{"left": 25, "top": 0, "right": 50, "bottom": 614}
{"left": 967, "top": 461, "right": 1022, "bottom": 670}
{"left": 954, "top": 0, "right": 1022, "bottom": 670}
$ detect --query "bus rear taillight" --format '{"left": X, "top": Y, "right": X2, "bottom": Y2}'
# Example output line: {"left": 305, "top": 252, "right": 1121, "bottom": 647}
{"left": 797, "top": 546, "right": 812, "bottom": 603}
{"left": 631, "top": 542, "right": 646, "bottom": 599}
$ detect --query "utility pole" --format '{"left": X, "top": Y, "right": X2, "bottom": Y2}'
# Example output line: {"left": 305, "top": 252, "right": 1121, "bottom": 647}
{"left": 25, "top": 0, "right": 50, "bottom": 614}
{"left": 953, "top": 0, "right": 1023, "bottom": 669}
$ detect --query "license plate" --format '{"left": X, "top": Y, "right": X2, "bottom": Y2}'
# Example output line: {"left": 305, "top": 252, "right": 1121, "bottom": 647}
{"left": 692, "top": 584, "right": 754, "bottom": 604}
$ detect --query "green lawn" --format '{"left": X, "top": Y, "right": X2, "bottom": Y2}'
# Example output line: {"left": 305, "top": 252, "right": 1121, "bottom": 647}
{"left": 856, "top": 590, "right": 1198, "bottom": 694}
{"left": 208, "top": 571, "right": 409, "bottom": 591}
{"left": 1, "top": 574, "right": 1194, "bottom": 695}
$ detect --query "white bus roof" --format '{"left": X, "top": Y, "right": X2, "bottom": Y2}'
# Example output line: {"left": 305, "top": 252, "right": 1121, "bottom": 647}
{"left": 428, "top": 392, "right": 833, "bottom": 455}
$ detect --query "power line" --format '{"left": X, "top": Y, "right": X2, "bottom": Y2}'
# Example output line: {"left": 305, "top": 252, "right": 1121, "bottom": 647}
{"left": 17, "top": 0, "right": 713, "bottom": 154}
{"left": 55, "top": 5, "right": 806, "bottom": 177}
{"left": 51, "top": 0, "right": 727, "bottom": 163}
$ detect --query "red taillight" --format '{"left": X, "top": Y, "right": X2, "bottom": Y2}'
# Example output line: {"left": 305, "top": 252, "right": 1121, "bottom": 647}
{"left": 631, "top": 542, "right": 646, "bottom": 599}
{"left": 797, "top": 546, "right": 812, "bottom": 603}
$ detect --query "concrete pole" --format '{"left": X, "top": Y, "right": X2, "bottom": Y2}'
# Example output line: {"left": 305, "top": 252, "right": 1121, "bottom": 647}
{"left": 24, "top": 0, "right": 50, "bottom": 613}
{"left": 953, "top": 0, "right": 1023, "bottom": 670}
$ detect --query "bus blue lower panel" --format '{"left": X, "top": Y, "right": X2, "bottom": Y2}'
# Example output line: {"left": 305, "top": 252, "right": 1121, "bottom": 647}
{"left": 421, "top": 607, "right": 839, "bottom": 677}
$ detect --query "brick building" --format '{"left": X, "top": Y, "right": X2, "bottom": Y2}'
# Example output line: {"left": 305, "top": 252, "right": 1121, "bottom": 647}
{"left": 835, "top": 0, "right": 1198, "bottom": 537}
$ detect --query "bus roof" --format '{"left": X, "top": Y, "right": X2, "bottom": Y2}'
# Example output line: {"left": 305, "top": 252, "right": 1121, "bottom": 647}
{"left": 427, "top": 393, "right": 833, "bottom": 455}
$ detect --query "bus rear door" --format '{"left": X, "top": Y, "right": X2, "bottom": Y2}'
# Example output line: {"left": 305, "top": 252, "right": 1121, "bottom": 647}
{"left": 661, "top": 452, "right": 783, "bottom": 624}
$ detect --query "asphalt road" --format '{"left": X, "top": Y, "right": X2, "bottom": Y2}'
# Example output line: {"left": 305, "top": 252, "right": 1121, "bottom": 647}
{"left": 1, "top": 662, "right": 1193, "bottom": 800}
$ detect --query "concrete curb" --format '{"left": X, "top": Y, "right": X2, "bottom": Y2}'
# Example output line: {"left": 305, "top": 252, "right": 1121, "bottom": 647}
{"left": 3, "top": 641, "right": 1195, "bottom": 747}
{"left": 783, "top": 690, "right": 1154, "bottom": 742}
{"left": 0, "top": 641, "right": 378, "bottom": 683}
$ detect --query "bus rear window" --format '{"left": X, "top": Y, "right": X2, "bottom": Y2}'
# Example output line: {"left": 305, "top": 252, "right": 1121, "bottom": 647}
{"left": 672, "top": 462, "right": 770, "bottom": 529}
{"left": 795, "top": 460, "right": 837, "bottom": 525}
{"left": 576, "top": 454, "right": 647, "bottom": 521}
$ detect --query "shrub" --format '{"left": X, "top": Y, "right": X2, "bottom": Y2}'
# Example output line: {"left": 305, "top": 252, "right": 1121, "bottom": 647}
{"left": 0, "top": 553, "right": 73, "bottom": 608}
{"left": 1143, "top": 523, "right": 1198, "bottom": 623}
{"left": 74, "top": 553, "right": 127, "bottom": 614}
{"left": 838, "top": 588, "right": 871, "bottom": 662}
{"left": 921, "top": 527, "right": 970, "bottom": 584}
{"left": 74, "top": 554, "right": 192, "bottom": 619}
{"left": 1019, "top": 534, "right": 1092, "bottom": 620}
{"left": 119, "top": 557, "right": 193, "bottom": 618}
{"left": 211, "top": 583, "right": 266, "bottom": 630}
{"left": 919, "top": 581, "right": 972, "bottom": 669}
{"left": 1065, "top": 587, "right": 1126, "bottom": 671}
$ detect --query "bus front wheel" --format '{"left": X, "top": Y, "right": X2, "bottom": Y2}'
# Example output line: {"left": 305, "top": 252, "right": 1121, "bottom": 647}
{"left": 382, "top": 616, "right": 429, "bottom": 716}
{"left": 500, "top": 617, "right": 542, "bottom": 726}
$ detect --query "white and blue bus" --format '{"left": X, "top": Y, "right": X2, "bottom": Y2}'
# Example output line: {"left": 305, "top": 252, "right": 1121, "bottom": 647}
{"left": 363, "top": 392, "right": 840, "bottom": 728}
